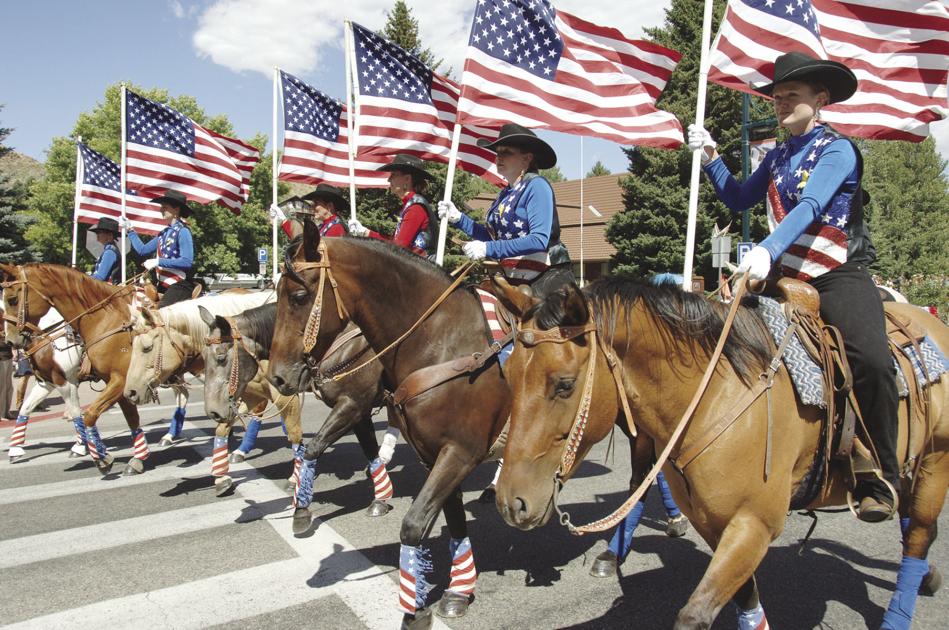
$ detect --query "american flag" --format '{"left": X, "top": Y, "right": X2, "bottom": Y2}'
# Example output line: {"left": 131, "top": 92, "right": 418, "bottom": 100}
{"left": 76, "top": 142, "right": 163, "bottom": 235}
{"left": 708, "top": 0, "right": 949, "bottom": 142}
{"left": 349, "top": 22, "right": 505, "bottom": 186}
{"left": 124, "top": 90, "right": 260, "bottom": 214}
{"left": 458, "top": 0, "right": 684, "bottom": 148}
{"left": 277, "top": 70, "right": 390, "bottom": 188}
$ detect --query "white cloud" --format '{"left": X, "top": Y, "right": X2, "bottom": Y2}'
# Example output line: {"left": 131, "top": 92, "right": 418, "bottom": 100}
{"left": 191, "top": 0, "right": 669, "bottom": 77}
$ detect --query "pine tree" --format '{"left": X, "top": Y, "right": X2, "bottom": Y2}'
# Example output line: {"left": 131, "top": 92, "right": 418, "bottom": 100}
{"left": 0, "top": 109, "right": 35, "bottom": 263}
{"left": 381, "top": 0, "right": 443, "bottom": 73}
{"left": 540, "top": 166, "right": 567, "bottom": 182}
{"left": 586, "top": 161, "right": 612, "bottom": 177}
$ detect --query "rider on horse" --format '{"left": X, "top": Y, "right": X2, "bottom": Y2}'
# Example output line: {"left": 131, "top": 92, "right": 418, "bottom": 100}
{"left": 303, "top": 184, "right": 349, "bottom": 238}
{"left": 347, "top": 154, "right": 439, "bottom": 258}
{"left": 87, "top": 217, "right": 121, "bottom": 284}
{"left": 689, "top": 52, "right": 898, "bottom": 522}
{"left": 121, "top": 189, "right": 197, "bottom": 308}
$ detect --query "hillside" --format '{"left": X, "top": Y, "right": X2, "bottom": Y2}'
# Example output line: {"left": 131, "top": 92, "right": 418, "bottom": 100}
{"left": 0, "top": 151, "right": 44, "bottom": 184}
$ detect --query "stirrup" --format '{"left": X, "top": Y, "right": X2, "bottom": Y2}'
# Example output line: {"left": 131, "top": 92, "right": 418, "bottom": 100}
{"left": 846, "top": 472, "right": 898, "bottom": 521}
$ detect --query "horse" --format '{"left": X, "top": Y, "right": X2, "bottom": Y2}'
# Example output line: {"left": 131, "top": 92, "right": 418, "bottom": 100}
{"left": 0, "top": 262, "right": 191, "bottom": 475}
{"left": 199, "top": 301, "right": 394, "bottom": 516}
{"left": 490, "top": 275, "right": 949, "bottom": 630}
{"left": 122, "top": 289, "right": 302, "bottom": 496}
{"left": 267, "top": 223, "right": 514, "bottom": 626}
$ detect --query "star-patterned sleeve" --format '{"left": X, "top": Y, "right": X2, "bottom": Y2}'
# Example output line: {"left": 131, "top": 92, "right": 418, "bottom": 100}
{"left": 759, "top": 139, "right": 857, "bottom": 260}
{"left": 455, "top": 210, "right": 493, "bottom": 242}
{"left": 703, "top": 154, "right": 772, "bottom": 213}
{"left": 159, "top": 227, "right": 194, "bottom": 270}
{"left": 128, "top": 230, "right": 158, "bottom": 257}
{"left": 486, "top": 178, "right": 553, "bottom": 260}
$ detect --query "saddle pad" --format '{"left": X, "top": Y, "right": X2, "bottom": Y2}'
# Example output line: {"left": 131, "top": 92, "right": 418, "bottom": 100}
{"left": 475, "top": 289, "right": 507, "bottom": 344}
{"left": 755, "top": 298, "right": 947, "bottom": 407}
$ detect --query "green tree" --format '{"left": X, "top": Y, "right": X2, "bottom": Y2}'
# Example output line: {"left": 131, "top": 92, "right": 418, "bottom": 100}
{"left": 381, "top": 0, "right": 444, "bottom": 73}
{"left": 540, "top": 166, "right": 567, "bottom": 182}
{"left": 0, "top": 108, "right": 36, "bottom": 263}
{"left": 586, "top": 161, "right": 612, "bottom": 178}
{"left": 607, "top": 0, "right": 770, "bottom": 280}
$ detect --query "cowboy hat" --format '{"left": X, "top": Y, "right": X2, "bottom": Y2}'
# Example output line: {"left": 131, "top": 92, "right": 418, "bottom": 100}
{"left": 376, "top": 154, "right": 435, "bottom": 182}
{"left": 477, "top": 123, "right": 557, "bottom": 169}
{"left": 150, "top": 189, "right": 192, "bottom": 217}
{"left": 88, "top": 216, "right": 120, "bottom": 235}
{"left": 753, "top": 51, "right": 857, "bottom": 104}
{"left": 302, "top": 184, "right": 348, "bottom": 211}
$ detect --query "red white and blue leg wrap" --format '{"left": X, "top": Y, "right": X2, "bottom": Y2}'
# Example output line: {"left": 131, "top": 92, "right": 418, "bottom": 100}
{"left": 398, "top": 544, "right": 433, "bottom": 616}
{"left": 9, "top": 416, "right": 28, "bottom": 448}
{"left": 368, "top": 457, "right": 393, "bottom": 501}
{"left": 211, "top": 436, "right": 229, "bottom": 477}
{"left": 736, "top": 603, "right": 769, "bottom": 630}
{"left": 72, "top": 417, "right": 87, "bottom": 444}
{"left": 293, "top": 446, "right": 316, "bottom": 508}
{"left": 131, "top": 428, "right": 150, "bottom": 460}
{"left": 448, "top": 537, "right": 477, "bottom": 597}
{"left": 85, "top": 425, "right": 108, "bottom": 460}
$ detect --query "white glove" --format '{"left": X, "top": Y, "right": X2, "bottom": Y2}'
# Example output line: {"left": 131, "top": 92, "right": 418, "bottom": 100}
{"left": 437, "top": 200, "right": 462, "bottom": 224}
{"left": 737, "top": 245, "right": 772, "bottom": 281}
{"left": 143, "top": 258, "right": 160, "bottom": 271}
{"left": 118, "top": 217, "right": 133, "bottom": 231}
{"left": 687, "top": 123, "right": 717, "bottom": 164}
{"left": 347, "top": 218, "right": 369, "bottom": 237}
{"left": 268, "top": 204, "right": 287, "bottom": 222}
{"left": 463, "top": 240, "right": 487, "bottom": 261}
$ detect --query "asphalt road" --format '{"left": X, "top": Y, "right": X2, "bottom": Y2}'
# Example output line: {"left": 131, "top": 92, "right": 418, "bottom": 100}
{"left": 1, "top": 380, "right": 947, "bottom": 629}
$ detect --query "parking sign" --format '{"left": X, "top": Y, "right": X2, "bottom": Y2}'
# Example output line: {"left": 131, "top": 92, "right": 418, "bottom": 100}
{"left": 258, "top": 248, "right": 268, "bottom": 263}
{"left": 737, "top": 242, "right": 754, "bottom": 265}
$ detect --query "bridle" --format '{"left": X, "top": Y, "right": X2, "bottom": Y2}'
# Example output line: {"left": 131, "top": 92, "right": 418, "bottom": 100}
{"left": 205, "top": 315, "right": 261, "bottom": 399}
{"left": 1, "top": 269, "right": 55, "bottom": 337}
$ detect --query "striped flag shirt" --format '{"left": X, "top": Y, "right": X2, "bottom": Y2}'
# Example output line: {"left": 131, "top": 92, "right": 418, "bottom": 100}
{"left": 349, "top": 22, "right": 505, "bottom": 187}
{"left": 458, "top": 0, "right": 684, "bottom": 148}
{"left": 77, "top": 142, "right": 163, "bottom": 235}
{"left": 708, "top": 0, "right": 949, "bottom": 142}
{"left": 277, "top": 70, "right": 390, "bottom": 188}
{"left": 124, "top": 90, "right": 260, "bottom": 214}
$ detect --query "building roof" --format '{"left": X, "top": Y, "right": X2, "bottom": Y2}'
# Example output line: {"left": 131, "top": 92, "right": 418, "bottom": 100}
{"left": 466, "top": 173, "right": 625, "bottom": 262}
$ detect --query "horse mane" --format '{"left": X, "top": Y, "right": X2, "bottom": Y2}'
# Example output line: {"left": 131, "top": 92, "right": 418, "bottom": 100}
{"left": 534, "top": 275, "right": 774, "bottom": 384}
{"left": 135, "top": 291, "right": 274, "bottom": 343}
{"left": 232, "top": 302, "right": 276, "bottom": 357}
{"left": 24, "top": 263, "right": 130, "bottom": 315}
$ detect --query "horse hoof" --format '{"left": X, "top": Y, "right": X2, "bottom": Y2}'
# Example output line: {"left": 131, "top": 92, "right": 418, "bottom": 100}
{"left": 921, "top": 565, "right": 942, "bottom": 596}
{"left": 159, "top": 433, "right": 175, "bottom": 447}
{"left": 215, "top": 476, "right": 234, "bottom": 497}
{"left": 365, "top": 500, "right": 393, "bottom": 518}
{"left": 96, "top": 454, "right": 115, "bottom": 475}
{"left": 8, "top": 446, "right": 25, "bottom": 463}
{"left": 435, "top": 591, "right": 471, "bottom": 619}
{"left": 69, "top": 444, "right": 87, "bottom": 458}
{"left": 123, "top": 458, "right": 146, "bottom": 476}
{"left": 666, "top": 514, "right": 689, "bottom": 538}
{"left": 400, "top": 608, "right": 433, "bottom": 630}
{"left": 590, "top": 550, "right": 618, "bottom": 578}
{"left": 229, "top": 451, "right": 247, "bottom": 464}
{"left": 477, "top": 485, "right": 497, "bottom": 504}
{"left": 292, "top": 507, "right": 312, "bottom": 535}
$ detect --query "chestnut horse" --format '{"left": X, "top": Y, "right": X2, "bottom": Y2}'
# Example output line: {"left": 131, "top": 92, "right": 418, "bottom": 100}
{"left": 492, "top": 276, "right": 949, "bottom": 630}
{"left": 199, "top": 302, "right": 394, "bottom": 515}
{"left": 267, "top": 225, "right": 510, "bottom": 626}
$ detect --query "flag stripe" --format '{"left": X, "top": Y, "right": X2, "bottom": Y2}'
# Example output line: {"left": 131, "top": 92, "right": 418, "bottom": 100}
{"left": 76, "top": 142, "right": 164, "bottom": 235}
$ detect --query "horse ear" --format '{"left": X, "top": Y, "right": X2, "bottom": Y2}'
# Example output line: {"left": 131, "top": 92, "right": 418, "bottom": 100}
{"left": 302, "top": 218, "right": 322, "bottom": 263}
{"left": 141, "top": 308, "right": 156, "bottom": 327}
{"left": 197, "top": 305, "right": 215, "bottom": 329}
{"left": 490, "top": 274, "right": 538, "bottom": 318}
{"left": 559, "top": 283, "right": 589, "bottom": 327}
{"left": 0, "top": 262, "right": 18, "bottom": 281}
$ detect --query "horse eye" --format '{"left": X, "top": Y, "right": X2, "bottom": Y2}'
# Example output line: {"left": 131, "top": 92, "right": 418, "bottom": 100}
{"left": 291, "top": 290, "right": 309, "bottom": 306}
{"left": 215, "top": 353, "right": 227, "bottom": 365}
{"left": 7, "top": 297, "right": 17, "bottom": 306}
{"left": 554, "top": 377, "right": 576, "bottom": 399}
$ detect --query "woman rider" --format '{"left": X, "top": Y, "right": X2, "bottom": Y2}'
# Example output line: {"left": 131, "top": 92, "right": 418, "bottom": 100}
{"left": 689, "top": 52, "right": 898, "bottom": 524}
{"left": 87, "top": 216, "right": 121, "bottom": 284}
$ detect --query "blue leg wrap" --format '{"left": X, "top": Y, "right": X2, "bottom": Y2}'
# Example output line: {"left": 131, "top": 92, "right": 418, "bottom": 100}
{"left": 170, "top": 407, "right": 186, "bottom": 438}
{"left": 399, "top": 544, "right": 433, "bottom": 612}
{"left": 237, "top": 417, "right": 262, "bottom": 453}
{"left": 607, "top": 500, "right": 646, "bottom": 562}
{"left": 72, "top": 417, "right": 87, "bottom": 442}
{"left": 656, "top": 471, "right": 681, "bottom": 518}
{"left": 15, "top": 415, "right": 28, "bottom": 425}
{"left": 294, "top": 446, "right": 316, "bottom": 508}
{"left": 87, "top": 426, "right": 108, "bottom": 459}
{"left": 881, "top": 555, "right": 929, "bottom": 630}
{"left": 900, "top": 517, "right": 910, "bottom": 541}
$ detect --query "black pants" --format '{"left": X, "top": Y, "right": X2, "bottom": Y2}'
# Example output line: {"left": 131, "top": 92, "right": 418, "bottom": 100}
{"left": 158, "top": 279, "right": 197, "bottom": 308}
{"left": 808, "top": 261, "right": 899, "bottom": 497}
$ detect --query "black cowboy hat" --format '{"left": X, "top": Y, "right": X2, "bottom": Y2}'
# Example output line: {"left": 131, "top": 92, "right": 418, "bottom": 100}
{"left": 753, "top": 51, "right": 857, "bottom": 105}
{"left": 88, "top": 216, "right": 120, "bottom": 235}
{"left": 376, "top": 154, "right": 435, "bottom": 182}
{"left": 477, "top": 123, "right": 557, "bottom": 170}
{"left": 302, "top": 184, "right": 348, "bottom": 211}
{"left": 150, "top": 189, "right": 193, "bottom": 217}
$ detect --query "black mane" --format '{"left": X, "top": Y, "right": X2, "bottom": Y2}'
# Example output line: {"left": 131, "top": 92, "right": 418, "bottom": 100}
{"left": 233, "top": 302, "right": 277, "bottom": 358}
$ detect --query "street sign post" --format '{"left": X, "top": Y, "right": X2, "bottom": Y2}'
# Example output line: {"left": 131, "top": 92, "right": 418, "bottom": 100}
{"left": 737, "top": 241, "right": 754, "bottom": 266}
{"left": 711, "top": 235, "right": 732, "bottom": 269}
{"left": 257, "top": 248, "right": 268, "bottom": 263}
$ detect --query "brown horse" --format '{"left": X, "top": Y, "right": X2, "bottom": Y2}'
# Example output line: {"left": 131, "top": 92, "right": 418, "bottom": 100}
{"left": 268, "top": 225, "right": 510, "bottom": 625}
{"left": 491, "top": 276, "right": 949, "bottom": 629}
{"left": 0, "top": 263, "right": 161, "bottom": 475}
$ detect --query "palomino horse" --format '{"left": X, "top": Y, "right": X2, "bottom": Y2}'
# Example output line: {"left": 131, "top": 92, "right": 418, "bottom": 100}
{"left": 123, "top": 290, "right": 302, "bottom": 495}
{"left": 491, "top": 276, "right": 949, "bottom": 629}
{"left": 0, "top": 262, "right": 189, "bottom": 475}
{"left": 268, "top": 225, "right": 510, "bottom": 625}
{"left": 199, "top": 302, "right": 394, "bottom": 516}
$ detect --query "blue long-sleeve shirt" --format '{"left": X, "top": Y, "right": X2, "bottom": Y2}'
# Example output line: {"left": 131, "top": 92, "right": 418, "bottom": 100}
{"left": 128, "top": 220, "right": 194, "bottom": 270}
{"left": 703, "top": 125, "right": 858, "bottom": 261}
{"left": 90, "top": 245, "right": 118, "bottom": 282}
{"left": 456, "top": 176, "right": 554, "bottom": 259}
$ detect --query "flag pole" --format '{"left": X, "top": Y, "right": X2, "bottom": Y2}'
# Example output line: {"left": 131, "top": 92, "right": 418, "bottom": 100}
{"left": 344, "top": 21, "right": 358, "bottom": 222}
{"left": 120, "top": 84, "right": 128, "bottom": 283}
{"left": 579, "top": 136, "right": 584, "bottom": 286}
{"left": 435, "top": 123, "right": 463, "bottom": 268}
{"left": 272, "top": 66, "right": 279, "bottom": 283}
{"left": 682, "top": 0, "right": 716, "bottom": 292}
{"left": 71, "top": 137, "right": 83, "bottom": 268}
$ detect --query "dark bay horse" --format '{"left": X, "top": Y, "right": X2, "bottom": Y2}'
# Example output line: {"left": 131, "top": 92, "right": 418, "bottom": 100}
{"left": 491, "top": 276, "right": 949, "bottom": 629}
{"left": 267, "top": 224, "right": 510, "bottom": 625}
{"left": 199, "top": 302, "right": 394, "bottom": 515}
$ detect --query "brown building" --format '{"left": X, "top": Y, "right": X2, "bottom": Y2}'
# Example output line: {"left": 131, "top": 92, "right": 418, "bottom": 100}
{"left": 467, "top": 174, "right": 625, "bottom": 283}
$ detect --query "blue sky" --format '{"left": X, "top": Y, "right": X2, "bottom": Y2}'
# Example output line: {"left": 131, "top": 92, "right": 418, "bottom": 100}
{"left": 4, "top": 0, "right": 948, "bottom": 182}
